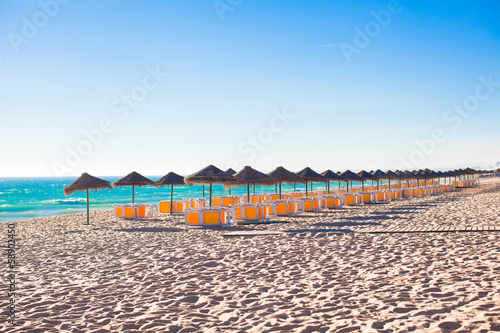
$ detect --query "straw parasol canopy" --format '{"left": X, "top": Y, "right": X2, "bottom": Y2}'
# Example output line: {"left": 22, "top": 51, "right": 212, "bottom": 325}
{"left": 228, "top": 166, "right": 275, "bottom": 202}
{"left": 295, "top": 167, "right": 324, "bottom": 196}
{"left": 225, "top": 168, "right": 237, "bottom": 175}
{"left": 113, "top": 171, "right": 155, "bottom": 204}
{"left": 267, "top": 166, "right": 302, "bottom": 199}
{"left": 321, "top": 169, "right": 341, "bottom": 180}
{"left": 156, "top": 172, "right": 185, "bottom": 215}
{"left": 339, "top": 170, "right": 364, "bottom": 192}
{"left": 184, "top": 165, "right": 236, "bottom": 206}
{"left": 357, "top": 170, "right": 377, "bottom": 180}
{"left": 371, "top": 169, "right": 389, "bottom": 179}
{"left": 386, "top": 170, "right": 401, "bottom": 179}
{"left": 63, "top": 173, "right": 112, "bottom": 225}
{"left": 321, "top": 169, "right": 342, "bottom": 193}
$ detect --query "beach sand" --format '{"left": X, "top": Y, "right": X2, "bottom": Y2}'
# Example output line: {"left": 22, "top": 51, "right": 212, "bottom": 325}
{"left": 2, "top": 178, "right": 499, "bottom": 332}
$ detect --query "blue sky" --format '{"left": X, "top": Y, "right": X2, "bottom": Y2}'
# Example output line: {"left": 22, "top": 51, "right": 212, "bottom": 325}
{"left": 0, "top": 0, "right": 499, "bottom": 177}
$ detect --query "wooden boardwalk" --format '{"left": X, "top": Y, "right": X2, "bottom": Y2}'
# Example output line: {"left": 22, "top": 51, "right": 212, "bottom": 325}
{"left": 362, "top": 225, "right": 500, "bottom": 234}
{"left": 222, "top": 226, "right": 500, "bottom": 237}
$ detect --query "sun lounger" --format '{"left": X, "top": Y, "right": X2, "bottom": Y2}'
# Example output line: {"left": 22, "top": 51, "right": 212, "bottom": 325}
{"left": 183, "top": 198, "right": 207, "bottom": 209}
{"left": 212, "top": 195, "right": 243, "bottom": 206}
{"left": 296, "top": 197, "right": 325, "bottom": 212}
{"left": 268, "top": 199, "right": 305, "bottom": 216}
{"left": 184, "top": 207, "right": 235, "bottom": 228}
{"left": 344, "top": 192, "right": 363, "bottom": 206}
{"left": 233, "top": 202, "right": 278, "bottom": 223}
{"left": 242, "top": 194, "right": 267, "bottom": 203}
{"left": 114, "top": 204, "right": 136, "bottom": 220}
{"left": 158, "top": 200, "right": 185, "bottom": 215}
{"left": 361, "top": 192, "right": 377, "bottom": 203}
{"left": 134, "top": 203, "right": 156, "bottom": 220}
{"left": 114, "top": 203, "right": 156, "bottom": 220}
{"left": 375, "top": 191, "right": 391, "bottom": 202}
{"left": 323, "top": 194, "right": 345, "bottom": 209}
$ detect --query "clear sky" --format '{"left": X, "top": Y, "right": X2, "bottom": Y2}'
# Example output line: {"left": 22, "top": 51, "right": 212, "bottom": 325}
{"left": 1, "top": 0, "right": 499, "bottom": 177}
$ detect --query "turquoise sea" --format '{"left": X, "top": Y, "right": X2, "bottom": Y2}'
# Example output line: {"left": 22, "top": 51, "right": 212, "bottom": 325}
{"left": 0, "top": 177, "right": 373, "bottom": 223}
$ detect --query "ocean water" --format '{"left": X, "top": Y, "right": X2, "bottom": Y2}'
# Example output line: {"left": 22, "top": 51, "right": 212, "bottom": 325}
{"left": 0, "top": 177, "right": 371, "bottom": 223}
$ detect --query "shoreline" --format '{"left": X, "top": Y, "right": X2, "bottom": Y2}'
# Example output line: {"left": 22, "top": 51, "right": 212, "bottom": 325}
{"left": 2, "top": 178, "right": 499, "bottom": 332}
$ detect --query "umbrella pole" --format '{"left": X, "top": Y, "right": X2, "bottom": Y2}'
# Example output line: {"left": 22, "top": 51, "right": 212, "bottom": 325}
{"left": 346, "top": 181, "right": 349, "bottom": 193}
{"left": 132, "top": 185, "right": 135, "bottom": 204}
{"left": 253, "top": 184, "right": 256, "bottom": 194}
{"left": 203, "top": 184, "right": 205, "bottom": 198}
{"left": 294, "top": 183, "right": 296, "bottom": 191}
{"left": 338, "top": 181, "right": 341, "bottom": 189}
{"left": 170, "top": 185, "right": 173, "bottom": 216}
{"left": 86, "top": 189, "right": 90, "bottom": 225}
{"left": 279, "top": 182, "right": 282, "bottom": 199}
{"left": 362, "top": 181, "right": 364, "bottom": 192}
{"left": 247, "top": 184, "right": 250, "bottom": 203}
{"left": 209, "top": 183, "right": 212, "bottom": 207}
{"left": 305, "top": 181, "right": 308, "bottom": 196}
{"left": 377, "top": 180, "right": 379, "bottom": 191}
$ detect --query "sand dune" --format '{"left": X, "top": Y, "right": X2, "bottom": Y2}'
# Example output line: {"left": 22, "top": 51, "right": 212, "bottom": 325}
{"left": 2, "top": 178, "right": 499, "bottom": 332}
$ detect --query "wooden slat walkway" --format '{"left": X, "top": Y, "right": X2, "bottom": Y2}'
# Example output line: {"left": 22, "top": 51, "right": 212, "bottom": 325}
{"left": 222, "top": 226, "right": 500, "bottom": 236}
{"left": 362, "top": 225, "right": 500, "bottom": 234}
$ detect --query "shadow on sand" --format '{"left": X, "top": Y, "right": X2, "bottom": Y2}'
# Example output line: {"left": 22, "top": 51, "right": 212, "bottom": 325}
{"left": 285, "top": 229, "right": 352, "bottom": 234}
{"left": 117, "top": 227, "right": 182, "bottom": 233}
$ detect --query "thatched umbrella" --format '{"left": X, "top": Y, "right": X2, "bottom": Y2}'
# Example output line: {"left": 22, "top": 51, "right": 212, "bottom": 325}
{"left": 225, "top": 168, "right": 237, "bottom": 194}
{"left": 339, "top": 170, "right": 364, "bottom": 192}
{"left": 385, "top": 170, "right": 402, "bottom": 189}
{"left": 225, "top": 168, "right": 237, "bottom": 175}
{"left": 184, "top": 165, "right": 236, "bottom": 207}
{"left": 113, "top": 171, "right": 155, "bottom": 204}
{"left": 411, "top": 169, "right": 427, "bottom": 186}
{"left": 267, "top": 166, "right": 302, "bottom": 199}
{"left": 400, "top": 170, "right": 417, "bottom": 187}
{"left": 337, "top": 171, "right": 343, "bottom": 188}
{"left": 424, "top": 169, "right": 440, "bottom": 185}
{"left": 155, "top": 172, "right": 185, "bottom": 215}
{"left": 357, "top": 170, "right": 377, "bottom": 191}
{"left": 321, "top": 169, "right": 342, "bottom": 193}
{"left": 229, "top": 166, "right": 275, "bottom": 202}
{"left": 371, "top": 169, "right": 389, "bottom": 190}
{"left": 295, "top": 167, "right": 325, "bottom": 196}
{"left": 63, "top": 173, "right": 112, "bottom": 225}
{"left": 464, "top": 167, "right": 478, "bottom": 181}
